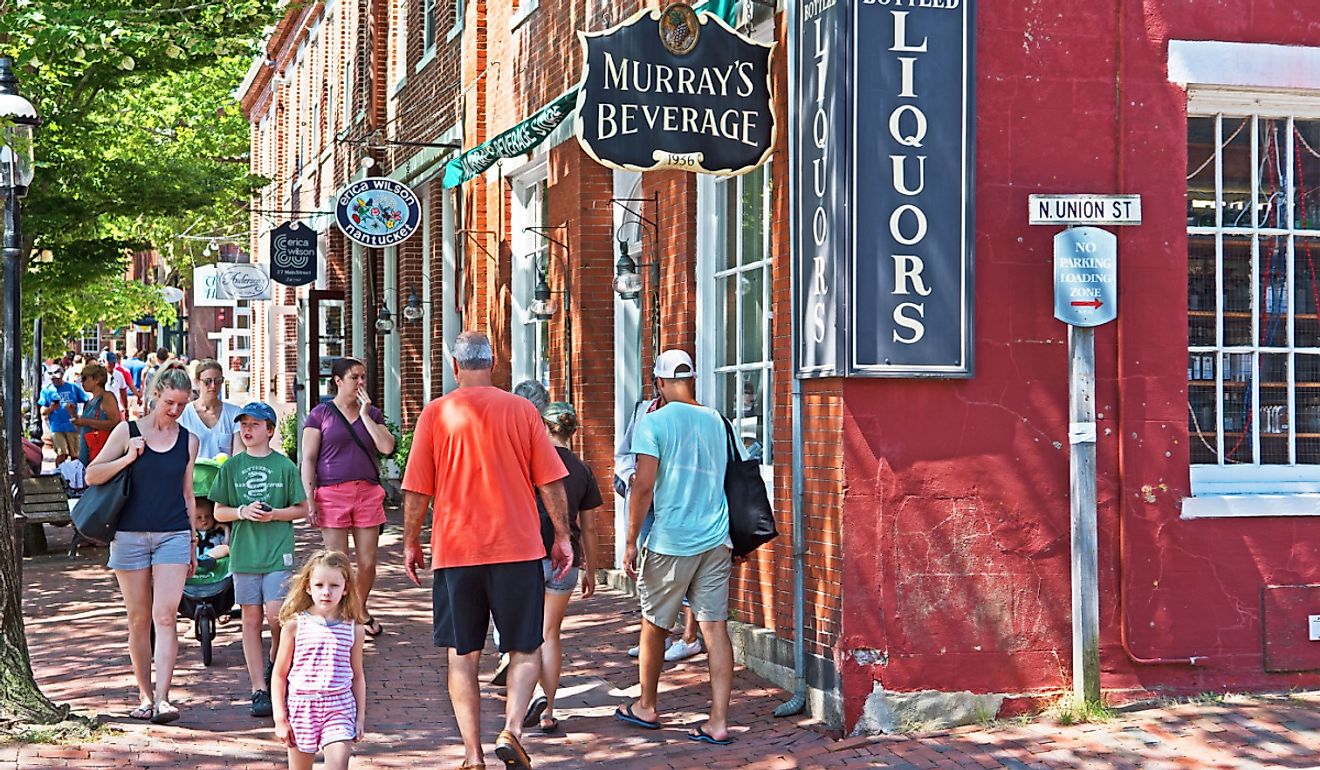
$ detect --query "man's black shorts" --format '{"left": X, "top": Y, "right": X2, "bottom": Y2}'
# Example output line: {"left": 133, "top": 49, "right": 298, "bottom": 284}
{"left": 432, "top": 560, "right": 544, "bottom": 655}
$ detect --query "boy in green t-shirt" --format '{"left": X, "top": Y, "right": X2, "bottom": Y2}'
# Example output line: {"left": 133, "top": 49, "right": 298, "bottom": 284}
{"left": 209, "top": 402, "right": 307, "bottom": 718}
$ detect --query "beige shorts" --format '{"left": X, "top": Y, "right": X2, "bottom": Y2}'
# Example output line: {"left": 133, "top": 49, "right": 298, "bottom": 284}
{"left": 637, "top": 545, "right": 731, "bottom": 630}
{"left": 51, "top": 432, "right": 78, "bottom": 458}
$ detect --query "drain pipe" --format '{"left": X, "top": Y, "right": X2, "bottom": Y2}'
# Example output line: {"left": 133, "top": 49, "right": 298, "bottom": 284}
{"left": 775, "top": 0, "right": 808, "bottom": 719}
{"left": 774, "top": 374, "right": 808, "bottom": 717}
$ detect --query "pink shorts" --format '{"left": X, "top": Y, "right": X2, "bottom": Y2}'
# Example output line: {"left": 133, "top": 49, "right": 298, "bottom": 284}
{"left": 288, "top": 690, "right": 357, "bottom": 754}
{"left": 313, "top": 480, "right": 386, "bottom": 530}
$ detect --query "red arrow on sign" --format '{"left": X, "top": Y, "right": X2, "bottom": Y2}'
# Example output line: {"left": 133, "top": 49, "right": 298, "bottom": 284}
{"left": 1070, "top": 299, "right": 1103, "bottom": 309}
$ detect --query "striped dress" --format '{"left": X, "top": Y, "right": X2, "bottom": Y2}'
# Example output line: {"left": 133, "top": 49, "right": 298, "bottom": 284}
{"left": 287, "top": 612, "right": 358, "bottom": 754}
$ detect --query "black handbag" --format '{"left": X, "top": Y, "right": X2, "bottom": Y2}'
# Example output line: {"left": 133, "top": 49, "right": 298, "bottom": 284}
{"left": 70, "top": 423, "right": 138, "bottom": 546}
{"left": 721, "top": 417, "right": 777, "bottom": 558}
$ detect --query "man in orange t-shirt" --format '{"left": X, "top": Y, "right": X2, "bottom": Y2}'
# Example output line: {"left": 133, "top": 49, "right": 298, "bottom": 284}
{"left": 402, "top": 331, "right": 570, "bottom": 770}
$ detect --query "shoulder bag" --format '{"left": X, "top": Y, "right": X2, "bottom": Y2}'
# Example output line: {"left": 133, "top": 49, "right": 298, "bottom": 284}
{"left": 328, "top": 403, "right": 381, "bottom": 483}
{"left": 82, "top": 395, "right": 110, "bottom": 462}
{"left": 71, "top": 422, "right": 139, "bottom": 546}
{"left": 721, "top": 415, "right": 777, "bottom": 558}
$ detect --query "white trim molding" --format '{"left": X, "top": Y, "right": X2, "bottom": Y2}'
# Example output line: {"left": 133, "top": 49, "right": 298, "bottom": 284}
{"left": 1182, "top": 494, "right": 1320, "bottom": 520}
{"left": 1169, "top": 40, "right": 1320, "bottom": 92}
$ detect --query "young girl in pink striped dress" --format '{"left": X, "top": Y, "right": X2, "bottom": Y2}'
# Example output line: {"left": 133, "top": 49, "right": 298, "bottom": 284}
{"left": 272, "top": 550, "right": 367, "bottom": 770}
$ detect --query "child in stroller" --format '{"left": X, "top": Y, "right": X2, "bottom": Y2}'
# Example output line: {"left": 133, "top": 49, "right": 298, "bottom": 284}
{"left": 180, "top": 457, "right": 237, "bottom": 666}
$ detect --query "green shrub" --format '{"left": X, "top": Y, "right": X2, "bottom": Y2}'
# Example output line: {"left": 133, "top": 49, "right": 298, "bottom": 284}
{"left": 279, "top": 410, "right": 299, "bottom": 460}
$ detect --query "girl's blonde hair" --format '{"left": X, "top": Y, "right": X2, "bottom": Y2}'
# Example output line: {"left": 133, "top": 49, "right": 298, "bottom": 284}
{"left": 148, "top": 360, "right": 192, "bottom": 398}
{"left": 278, "top": 550, "right": 367, "bottom": 625}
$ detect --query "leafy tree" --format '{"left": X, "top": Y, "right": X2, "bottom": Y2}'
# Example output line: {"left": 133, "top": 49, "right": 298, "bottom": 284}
{"left": 0, "top": 0, "right": 278, "bottom": 729}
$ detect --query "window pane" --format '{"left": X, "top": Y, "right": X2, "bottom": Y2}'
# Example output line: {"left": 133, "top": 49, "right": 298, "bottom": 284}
{"left": 1258, "top": 353, "right": 1290, "bottom": 465}
{"left": 739, "top": 268, "right": 765, "bottom": 365}
{"left": 1298, "top": 237, "right": 1320, "bottom": 347}
{"left": 736, "top": 369, "right": 766, "bottom": 462}
{"left": 1297, "top": 120, "right": 1320, "bottom": 231}
{"left": 1190, "top": 352, "right": 1218, "bottom": 463}
{"left": 1299, "top": 353, "right": 1320, "bottom": 463}
{"left": 1259, "top": 235, "right": 1288, "bottom": 347}
{"left": 1187, "top": 116, "right": 1216, "bottom": 227}
{"left": 715, "top": 371, "right": 737, "bottom": 424}
{"left": 1222, "top": 116, "right": 1252, "bottom": 229}
{"left": 717, "top": 275, "right": 736, "bottom": 367}
{"left": 1224, "top": 237, "right": 1252, "bottom": 346}
{"left": 1222, "top": 352, "right": 1254, "bottom": 464}
{"left": 1258, "top": 118, "right": 1289, "bottom": 229}
{"left": 1189, "top": 234, "right": 1215, "bottom": 346}
{"left": 740, "top": 167, "right": 766, "bottom": 266}
{"left": 717, "top": 180, "right": 736, "bottom": 272}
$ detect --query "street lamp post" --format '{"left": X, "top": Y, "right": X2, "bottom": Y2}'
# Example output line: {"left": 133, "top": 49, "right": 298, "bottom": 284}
{"left": 1, "top": 55, "right": 39, "bottom": 557}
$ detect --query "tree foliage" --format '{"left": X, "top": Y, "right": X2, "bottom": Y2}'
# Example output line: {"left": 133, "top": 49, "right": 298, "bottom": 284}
{"left": 0, "top": 0, "right": 277, "bottom": 352}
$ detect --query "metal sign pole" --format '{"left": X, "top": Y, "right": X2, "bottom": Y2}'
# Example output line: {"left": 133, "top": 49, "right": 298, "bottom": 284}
{"left": 1068, "top": 322, "right": 1100, "bottom": 704}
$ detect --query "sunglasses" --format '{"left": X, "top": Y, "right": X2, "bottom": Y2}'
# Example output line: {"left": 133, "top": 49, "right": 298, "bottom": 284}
{"left": 198, "top": 377, "right": 224, "bottom": 386}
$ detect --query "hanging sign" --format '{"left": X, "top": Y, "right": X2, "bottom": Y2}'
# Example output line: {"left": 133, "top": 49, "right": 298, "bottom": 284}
{"left": 334, "top": 178, "right": 422, "bottom": 247}
{"left": 575, "top": 4, "right": 776, "bottom": 175}
{"left": 1053, "top": 227, "right": 1118, "bottom": 327}
{"left": 193, "top": 263, "right": 272, "bottom": 306}
{"left": 792, "top": 0, "right": 975, "bottom": 378}
{"left": 270, "top": 221, "right": 319, "bottom": 286}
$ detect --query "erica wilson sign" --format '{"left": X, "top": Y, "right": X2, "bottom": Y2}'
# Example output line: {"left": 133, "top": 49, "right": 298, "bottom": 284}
{"left": 794, "top": 0, "right": 975, "bottom": 377}
{"left": 335, "top": 178, "right": 422, "bottom": 248}
{"left": 575, "top": 4, "right": 776, "bottom": 175}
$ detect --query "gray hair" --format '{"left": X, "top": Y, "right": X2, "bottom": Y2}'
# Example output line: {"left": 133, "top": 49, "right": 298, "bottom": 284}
{"left": 453, "top": 331, "right": 494, "bottom": 370}
{"left": 513, "top": 380, "right": 549, "bottom": 412}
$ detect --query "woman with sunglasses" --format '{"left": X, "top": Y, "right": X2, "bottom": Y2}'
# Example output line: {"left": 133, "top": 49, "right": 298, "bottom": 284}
{"left": 177, "top": 359, "right": 243, "bottom": 460}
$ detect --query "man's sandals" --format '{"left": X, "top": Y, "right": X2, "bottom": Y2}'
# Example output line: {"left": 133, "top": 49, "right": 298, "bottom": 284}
{"left": 493, "top": 729, "right": 533, "bottom": 769}
{"left": 363, "top": 616, "right": 383, "bottom": 638}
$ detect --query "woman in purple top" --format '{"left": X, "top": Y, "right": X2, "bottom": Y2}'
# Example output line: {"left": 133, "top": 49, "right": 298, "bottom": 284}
{"left": 300, "top": 358, "right": 395, "bottom": 637}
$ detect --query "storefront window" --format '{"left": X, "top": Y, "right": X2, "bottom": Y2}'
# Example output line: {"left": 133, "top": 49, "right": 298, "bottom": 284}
{"left": 712, "top": 165, "right": 772, "bottom": 464}
{"left": 512, "top": 173, "right": 551, "bottom": 388}
{"left": 1188, "top": 113, "right": 1320, "bottom": 476}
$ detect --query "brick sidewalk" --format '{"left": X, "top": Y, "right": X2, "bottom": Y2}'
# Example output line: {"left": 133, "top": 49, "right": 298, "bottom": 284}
{"left": 11, "top": 516, "right": 1320, "bottom": 769}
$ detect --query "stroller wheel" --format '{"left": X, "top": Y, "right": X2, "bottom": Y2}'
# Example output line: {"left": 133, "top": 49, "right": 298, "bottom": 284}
{"left": 195, "top": 607, "right": 216, "bottom": 667}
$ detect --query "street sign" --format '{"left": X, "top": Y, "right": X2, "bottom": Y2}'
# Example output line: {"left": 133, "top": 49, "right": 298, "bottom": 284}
{"left": 1030, "top": 194, "right": 1141, "bottom": 226}
{"left": 1054, "top": 227, "right": 1117, "bottom": 327}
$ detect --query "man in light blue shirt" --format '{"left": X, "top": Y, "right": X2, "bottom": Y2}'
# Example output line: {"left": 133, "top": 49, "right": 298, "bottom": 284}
{"left": 616, "top": 349, "right": 737, "bottom": 746}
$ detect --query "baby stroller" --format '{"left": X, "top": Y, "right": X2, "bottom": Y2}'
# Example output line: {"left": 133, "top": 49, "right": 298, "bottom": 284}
{"left": 179, "top": 457, "right": 237, "bottom": 666}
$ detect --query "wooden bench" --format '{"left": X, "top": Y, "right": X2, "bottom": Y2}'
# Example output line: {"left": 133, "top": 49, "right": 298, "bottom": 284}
{"left": 20, "top": 475, "right": 72, "bottom": 556}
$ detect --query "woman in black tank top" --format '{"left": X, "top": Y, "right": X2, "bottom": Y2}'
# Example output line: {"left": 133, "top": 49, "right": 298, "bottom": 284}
{"left": 86, "top": 362, "right": 199, "bottom": 725}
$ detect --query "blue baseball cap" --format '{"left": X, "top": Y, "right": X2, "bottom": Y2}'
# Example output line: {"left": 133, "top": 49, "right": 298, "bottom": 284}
{"left": 234, "top": 402, "right": 278, "bottom": 425}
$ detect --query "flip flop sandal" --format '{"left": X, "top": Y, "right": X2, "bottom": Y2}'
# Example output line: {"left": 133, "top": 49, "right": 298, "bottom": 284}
{"left": 521, "top": 695, "right": 548, "bottom": 729}
{"left": 688, "top": 726, "right": 734, "bottom": 745}
{"left": 129, "top": 704, "right": 154, "bottom": 720}
{"left": 614, "top": 703, "right": 661, "bottom": 730}
{"left": 538, "top": 716, "right": 560, "bottom": 734}
{"left": 150, "top": 701, "right": 180, "bottom": 725}
{"left": 364, "top": 617, "right": 383, "bottom": 638}
{"left": 493, "top": 729, "right": 532, "bottom": 769}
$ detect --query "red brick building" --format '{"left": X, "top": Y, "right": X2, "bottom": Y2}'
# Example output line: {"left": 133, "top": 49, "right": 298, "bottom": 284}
{"left": 243, "top": 0, "right": 1320, "bottom": 734}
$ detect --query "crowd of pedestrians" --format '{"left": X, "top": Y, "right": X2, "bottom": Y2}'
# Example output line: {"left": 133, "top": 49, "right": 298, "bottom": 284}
{"left": 70, "top": 332, "right": 744, "bottom": 769}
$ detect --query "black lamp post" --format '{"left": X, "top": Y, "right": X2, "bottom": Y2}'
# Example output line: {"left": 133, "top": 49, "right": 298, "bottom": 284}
{"left": 1, "top": 56, "right": 37, "bottom": 571}
{"left": 1, "top": 56, "right": 38, "bottom": 511}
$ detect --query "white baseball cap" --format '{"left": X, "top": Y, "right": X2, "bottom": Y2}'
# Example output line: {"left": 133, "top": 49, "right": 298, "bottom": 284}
{"left": 653, "top": 349, "right": 695, "bottom": 379}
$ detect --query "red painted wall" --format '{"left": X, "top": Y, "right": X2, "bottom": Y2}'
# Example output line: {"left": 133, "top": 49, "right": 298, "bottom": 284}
{"left": 840, "top": 0, "right": 1320, "bottom": 726}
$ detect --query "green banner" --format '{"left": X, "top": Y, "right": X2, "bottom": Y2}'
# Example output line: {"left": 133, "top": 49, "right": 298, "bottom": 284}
{"left": 440, "top": 1, "right": 743, "bottom": 188}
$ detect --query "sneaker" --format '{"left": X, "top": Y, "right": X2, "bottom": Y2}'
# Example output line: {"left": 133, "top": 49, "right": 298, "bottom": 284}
{"left": 250, "top": 690, "right": 273, "bottom": 718}
{"left": 628, "top": 638, "right": 675, "bottom": 658}
{"left": 664, "top": 638, "right": 704, "bottom": 662}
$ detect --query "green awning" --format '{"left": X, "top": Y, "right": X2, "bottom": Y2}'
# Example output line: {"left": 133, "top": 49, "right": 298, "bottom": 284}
{"left": 440, "top": 0, "right": 742, "bottom": 189}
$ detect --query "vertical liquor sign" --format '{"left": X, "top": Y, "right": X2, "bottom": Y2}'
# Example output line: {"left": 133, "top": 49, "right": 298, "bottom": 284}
{"left": 854, "top": 1, "right": 974, "bottom": 376}
{"left": 794, "top": 0, "right": 850, "bottom": 376}
{"left": 792, "top": 0, "right": 975, "bottom": 378}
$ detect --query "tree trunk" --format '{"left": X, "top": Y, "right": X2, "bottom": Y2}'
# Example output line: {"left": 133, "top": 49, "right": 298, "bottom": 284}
{"left": 0, "top": 419, "right": 67, "bottom": 726}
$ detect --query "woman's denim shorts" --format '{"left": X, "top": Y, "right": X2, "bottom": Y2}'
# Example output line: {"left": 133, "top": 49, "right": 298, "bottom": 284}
{"left": 541, "top": 558, "right": 580, "bottom": 596}
{"left": 108, "top": 530, "right": 192, "bottom": 571}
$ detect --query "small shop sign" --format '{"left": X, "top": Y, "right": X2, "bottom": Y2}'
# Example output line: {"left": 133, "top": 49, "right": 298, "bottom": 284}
{"left": 575, "top": 4, "right": 776, "bottom": 175}
{"left": 1053, "top": 227, "right": 1118, "bottom": 327}
{"left": 269, "top": 221, "right": 319, "bottom": 287}
{"left": 193, "top": 263, "right": 272, "bottom": 306}
{"left": 334, "top": 178, "right": 422, "bottom": 247}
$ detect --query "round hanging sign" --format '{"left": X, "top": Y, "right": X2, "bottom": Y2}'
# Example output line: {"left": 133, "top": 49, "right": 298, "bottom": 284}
{"left": 334, "top": 177, "right": 422, "bottom": 248}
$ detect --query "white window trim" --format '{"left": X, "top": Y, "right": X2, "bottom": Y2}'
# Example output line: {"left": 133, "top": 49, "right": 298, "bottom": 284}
{"left": 1175, "top": 40, "right": 1320, "bottom": 515}
{"left": 510, "top": 0, "right": 539, "bottom": 30}
{"left": 508, "top": 157, "right": 549, "bottom": 387}
{"left": 448, "top": 0, "right": 465, "bottom": 43}
{"left": 415, "top": 47, "right": 438, "bottom": 74}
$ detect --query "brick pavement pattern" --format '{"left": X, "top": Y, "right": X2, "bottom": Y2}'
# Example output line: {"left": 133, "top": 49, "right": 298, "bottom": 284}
{"left": 10, "top": 518, "right": 1320, "bottom": 769}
